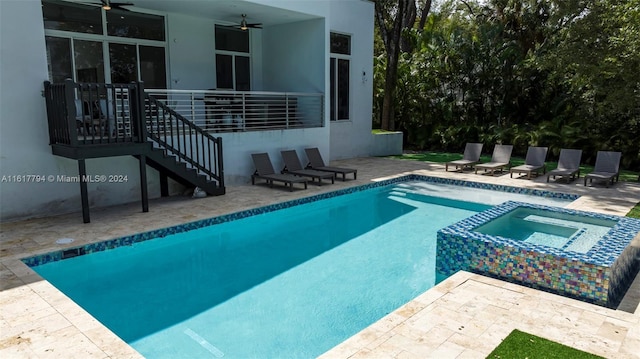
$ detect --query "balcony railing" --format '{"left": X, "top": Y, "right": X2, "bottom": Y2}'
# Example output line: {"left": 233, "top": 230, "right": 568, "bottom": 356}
{"left": 44, "top": 80, "right": 142, "bottom": 146}
{"left": 145, "top": 89, "right": 324, "bottom": 133}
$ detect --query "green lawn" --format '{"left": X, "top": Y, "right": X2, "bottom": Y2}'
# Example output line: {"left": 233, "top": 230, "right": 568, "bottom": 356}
{"left": 627, "top": 202, "right": 640, "bottom": 219}
{"left": 487, "top": 329, "right": 604, "bottom": 359}
{"left": 371, "top": 129, "right": 399, "bottom": 134}
{"left": 392, "top": 151, "right": 640, "bottom": 182}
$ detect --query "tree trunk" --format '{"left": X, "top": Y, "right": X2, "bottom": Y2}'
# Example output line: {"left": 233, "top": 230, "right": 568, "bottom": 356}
{"left": 418, "top": 0, "right": 433, "bottom": 30}
{"left": 378, "top": 0, "right": 410, "bottom": 131}
{"left": 381, "top": 64, "right": 397, "bottom": 130}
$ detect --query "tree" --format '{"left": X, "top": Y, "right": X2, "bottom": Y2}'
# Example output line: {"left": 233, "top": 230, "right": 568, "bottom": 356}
{"left": 374, "top": 0, "right": 639, "bottom": 168}
{"left": 374, "top": 0, "right": 433, "bottom": 130}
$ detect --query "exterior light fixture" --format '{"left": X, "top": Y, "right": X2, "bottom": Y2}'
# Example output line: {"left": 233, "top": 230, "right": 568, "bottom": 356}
{"left": 102, "top": 0, "right": 111, "bottom": 10}
{"left": 240, "top": 17, "right": 248, "bottom": 31}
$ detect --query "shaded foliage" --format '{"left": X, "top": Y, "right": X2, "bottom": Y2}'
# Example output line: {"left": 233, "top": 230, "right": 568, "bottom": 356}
{"left": 373, "top": 0, "right": 640, "bottom": 169}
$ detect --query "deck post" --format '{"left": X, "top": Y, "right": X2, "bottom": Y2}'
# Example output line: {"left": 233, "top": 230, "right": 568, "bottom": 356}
{"left": 139, "top": 154, "right": 149, "bottom": 212}
{"left": 78, "top": 159, "right": 90, "bottom": 223}
{"left": 64, "top": 79, "right": 78, "bottom": 146}
{"left": 132, "top": 81, "right": 147, "bottom": 142}
{"left": 216, "top": 137, "right": 225, "bottom": 192}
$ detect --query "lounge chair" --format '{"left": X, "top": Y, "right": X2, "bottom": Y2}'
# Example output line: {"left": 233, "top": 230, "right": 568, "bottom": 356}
{"left": 584, "top": 151, "right": 622, "bottom": 187}
{"left": 304, "top": 147, "right": 357, "bottom": 180}
{"left": 281, "top": 150, "right": 335, "bottom": 185}
{"left": 546, "top": 149, "right": 582, "bottom": 183}
{"left": 510, "top": 146, "right": 548, "bottom": 179}
{"left": 474, "top": 144, "right": 513, "bottom": 176}
{"left": 251, "top": 153, "right": 308, "bottom": 191}
{"left": 445, "top": 143, "right": 483, "bottom": 172}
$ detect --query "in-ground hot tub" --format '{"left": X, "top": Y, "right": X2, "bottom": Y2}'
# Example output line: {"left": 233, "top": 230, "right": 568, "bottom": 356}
{"left": 437, "top": 201, "right": 640, "bottom": 307}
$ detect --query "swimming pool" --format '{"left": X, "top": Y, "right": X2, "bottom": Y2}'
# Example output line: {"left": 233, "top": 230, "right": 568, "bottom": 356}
{"left": 23, "top": 176, "right": 580, "bottom": 358}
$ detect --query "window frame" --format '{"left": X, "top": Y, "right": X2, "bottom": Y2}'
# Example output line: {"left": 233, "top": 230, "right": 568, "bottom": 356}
{"left": 42, "top": 0, "right": 168, "bottom": 88}
{"left": 329, "top": 31, "right": 352, "bottom": 122}
{"left": 214, "top": 25, "right": 252, "bottom": 91}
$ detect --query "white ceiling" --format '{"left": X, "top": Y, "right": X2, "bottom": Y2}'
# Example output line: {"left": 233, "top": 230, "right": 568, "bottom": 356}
{"left": 122, "top": 0, "right": 319, "bottom": 27}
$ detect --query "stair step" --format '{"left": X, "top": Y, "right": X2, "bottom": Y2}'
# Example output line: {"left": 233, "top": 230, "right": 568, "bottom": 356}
{"left": 143, "top": 132, "right": 223, "bottom": 197}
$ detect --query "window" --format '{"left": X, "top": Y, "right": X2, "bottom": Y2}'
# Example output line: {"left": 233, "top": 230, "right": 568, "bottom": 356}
{"left": 42, "top": 0, "right": 167, "bottom": 88}
{"left": 330, "top": 32, "right": 351, "bottom": 121}
{"left": 139, "top": 46, "right": 167, "bottom": 89}
{"left": 75, "top": 40, "right": 105, "bottom": 83}
{"left": 106, "top": 9, "right": 165, "bottom": 41}
{"left": 45, "top": 36, "right": 72, "bottom": 82}
{"left": 42, "top": 0, "right": 102, "bottom": 34}
{"left": 109, "top": 43, "right": 137, "bottom": 83}
{"left": 215, "top": 25, "right": 250, "bottom": 90}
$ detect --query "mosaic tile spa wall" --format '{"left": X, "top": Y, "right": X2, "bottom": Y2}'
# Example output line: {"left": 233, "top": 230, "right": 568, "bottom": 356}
{"left": 436, "top": 201, "right": 640, "bottom": 307}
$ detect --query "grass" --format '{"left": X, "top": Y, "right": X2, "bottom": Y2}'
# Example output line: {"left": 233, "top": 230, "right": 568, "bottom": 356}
{"left": 627, "top": 202, "right": 640, "bottom": 218}
{"left": 486, "top": 329, "right": 604, "bottom": 359}
{"left": 372, "top": 129, "right": 399, "bottom": 134}
{"left": 392, "top": 151, "right": 640, "bottom": 182}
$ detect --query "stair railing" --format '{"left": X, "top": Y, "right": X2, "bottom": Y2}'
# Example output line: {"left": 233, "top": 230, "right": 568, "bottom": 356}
{"left": 143, "top": 90, "right": 224, "bottom": 188}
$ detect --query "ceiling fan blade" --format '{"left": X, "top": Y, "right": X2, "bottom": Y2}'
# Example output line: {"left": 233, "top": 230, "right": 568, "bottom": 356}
{"left": 94, "top": 0, "right": 134, "bottom": 10}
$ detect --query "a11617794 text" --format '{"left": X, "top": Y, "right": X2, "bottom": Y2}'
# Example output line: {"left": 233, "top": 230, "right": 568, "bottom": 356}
{"left": 1, "top": 174, "right": 128, "bottom": 183}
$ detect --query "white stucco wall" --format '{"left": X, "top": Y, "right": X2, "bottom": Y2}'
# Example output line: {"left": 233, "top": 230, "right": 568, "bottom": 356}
{"left": 217, "top": 128, "right": 328, "bottom": 184}
{"left": 255, "top": 0, "right": 374, "bottom": 161}
{"left": 328, "top": 0, "right": 375, "bottom": 160}
{"left": 0, "top": 0, "right": 162, "bottom": 221}
{"left": 166, "top": 13, "right": 216, "bottom": 90}
{"left": 262, "top": 19, "right": 326, "bottom": 94}
{"left": 260, "top": 18, "right": 331, "bottom": 163}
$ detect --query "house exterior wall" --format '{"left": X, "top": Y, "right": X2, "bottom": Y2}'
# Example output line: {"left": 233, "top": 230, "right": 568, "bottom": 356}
{"left": 217, "top": 128, "right": 328, "bottom": 184}
{"left": 261, "top": 18, "right": 330, "bottom": 160}
{"left": 166, "top": 13, "right": 217, "bottom": 90}
{"left": 328, "top": 0, "right": 375, "bottom": 160}
{"left": 0, "top": 0, "right": 373, "bottom": 222}
{"left": 0, "top": 0, "right": 162, "bottom": 221}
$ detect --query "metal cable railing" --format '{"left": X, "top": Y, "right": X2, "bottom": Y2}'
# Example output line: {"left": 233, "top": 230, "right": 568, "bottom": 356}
{"left": 146, "top": 89, "right": 324, "bottom": 133}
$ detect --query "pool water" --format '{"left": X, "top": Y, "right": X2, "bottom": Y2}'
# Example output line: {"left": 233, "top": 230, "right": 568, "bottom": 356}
{"left": 32, "top": 184, "right": 492, "bottom": 358}
{"left": 474, "top": 207, "right": 617, "bottom": 253}
{"left": 392, "top": 181, "right": 573, "bottom": 207}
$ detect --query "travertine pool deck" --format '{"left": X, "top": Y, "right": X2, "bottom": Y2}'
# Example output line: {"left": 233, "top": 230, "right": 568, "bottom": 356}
{"left": 1, "top": 157, "right": 639, "bottom": 358}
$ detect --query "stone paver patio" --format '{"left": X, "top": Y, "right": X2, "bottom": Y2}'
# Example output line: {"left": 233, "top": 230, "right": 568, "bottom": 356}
{"left": 1, "top": 157, "right": 639, "bottom": 358}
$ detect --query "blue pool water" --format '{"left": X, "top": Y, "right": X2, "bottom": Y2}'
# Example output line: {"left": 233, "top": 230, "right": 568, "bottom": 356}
{"left": 33, "top": 184, "right": 491, "bottom": 358}
{"left": 474, "top": 207, "right": 617, "bottom": 253}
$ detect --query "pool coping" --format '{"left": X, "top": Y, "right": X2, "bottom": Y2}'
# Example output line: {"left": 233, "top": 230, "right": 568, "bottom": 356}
{"left": 20, "top": 174, "right": 580, "bottom": 268}
{"left": 2, "top": 157, "right": 639, "bottom": 358}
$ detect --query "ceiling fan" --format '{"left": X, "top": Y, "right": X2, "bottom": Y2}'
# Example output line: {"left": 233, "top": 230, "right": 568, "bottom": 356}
{"left": 89, "top": 0, "right": 134, "bottom": 11}
{"left": 229, "top": 14, "right": 262, "bottom": 30}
